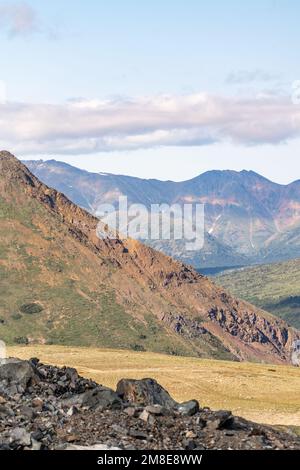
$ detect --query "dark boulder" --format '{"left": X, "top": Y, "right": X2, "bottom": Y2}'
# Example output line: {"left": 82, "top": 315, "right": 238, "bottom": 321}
{"left": 206, "top": 410, "right": 234, "bottom": 430}
{"left": 0, "top": 358, "right": 38, "bottom": 389}
{"left": 175, "top": 399, "right": 200, "bottom": 416}
{"left": 116, "top": 378, "right": 177, "bottom": 409}
{"left": 63, "top": 386, "right": 122, "bottom": 410}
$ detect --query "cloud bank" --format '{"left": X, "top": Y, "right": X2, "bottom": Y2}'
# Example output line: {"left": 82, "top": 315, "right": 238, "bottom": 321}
{"left": 0, "top": 1, "right": 38, "bottom": 37}
{"left": 1, "top": 93, "right": 300, "bottom": 155}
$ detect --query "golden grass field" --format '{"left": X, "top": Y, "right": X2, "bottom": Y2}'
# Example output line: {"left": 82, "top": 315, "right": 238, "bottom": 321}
{"left": 8, "top": 345, "right": 300, "bottom": 428}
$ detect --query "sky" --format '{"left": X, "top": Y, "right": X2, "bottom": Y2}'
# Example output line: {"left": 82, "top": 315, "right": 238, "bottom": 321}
{"left": 0, "top": 0, "right": 300, "bottom": 183}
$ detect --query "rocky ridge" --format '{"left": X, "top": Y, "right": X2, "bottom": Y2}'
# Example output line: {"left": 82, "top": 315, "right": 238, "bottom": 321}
{"left": 0, "top": 358, "right": 299, "bottom": 451}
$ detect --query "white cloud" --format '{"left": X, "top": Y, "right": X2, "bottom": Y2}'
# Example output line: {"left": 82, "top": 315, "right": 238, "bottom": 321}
{"left": 1, "top": 93, "right": 300, "bottom": 155}
{"left": 0, "top": 1, "right": 38, "bottom": 37}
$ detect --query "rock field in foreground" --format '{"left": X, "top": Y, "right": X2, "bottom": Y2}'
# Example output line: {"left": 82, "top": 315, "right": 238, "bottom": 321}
{"left": 0, "top": 357, "right": 299, "bottom": 450}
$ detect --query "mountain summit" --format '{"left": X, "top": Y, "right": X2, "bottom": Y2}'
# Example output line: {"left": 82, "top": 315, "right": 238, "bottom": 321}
{"left": 0, "top": 151, "right": 299, "bottom": 364}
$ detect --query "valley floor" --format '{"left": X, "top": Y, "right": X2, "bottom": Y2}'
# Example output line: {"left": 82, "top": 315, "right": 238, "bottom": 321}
{"left": 8, "top": 345, "right": 300, "bottom": 428}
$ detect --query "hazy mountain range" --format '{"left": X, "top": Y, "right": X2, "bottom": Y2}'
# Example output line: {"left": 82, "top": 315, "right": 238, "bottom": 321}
{"left": 24, "top": 159, "right": 300, "bottom": 269}
{"left": 1, "top": 151, "right": 299, "bottom": 364}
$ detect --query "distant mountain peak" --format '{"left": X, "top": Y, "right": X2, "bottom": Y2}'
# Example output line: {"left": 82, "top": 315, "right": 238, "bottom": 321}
{"left": 195, "top": 168, "right": 271, "bottom": 180}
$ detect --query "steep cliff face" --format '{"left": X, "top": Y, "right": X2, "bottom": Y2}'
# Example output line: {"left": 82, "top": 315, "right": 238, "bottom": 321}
{"left": 0, "top": 151, "right": 299, "bottom": 364}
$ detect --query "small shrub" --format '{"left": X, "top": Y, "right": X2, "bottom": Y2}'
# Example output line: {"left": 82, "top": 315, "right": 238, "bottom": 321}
{"left": 130, "top": 344, "right": 146, "bottom": 352}
{"left": 14, "top": 336, "right": 29, "bottom": 345}
{"left": 166, "top": 348, "right": 180, "bottom": 356}
{"left": 19, "top": 303, "right": 43, "bottom": 314}
{"left": 11, "top": 313, "right": 22, "bottom": 320}
{"left": 194, "top": 316, "right": 204, "bottom": 324}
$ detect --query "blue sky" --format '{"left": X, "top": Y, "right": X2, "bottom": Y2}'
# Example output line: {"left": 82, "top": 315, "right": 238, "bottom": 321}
{"left": 0, "top": 0, "right": 300, "bottom": 182}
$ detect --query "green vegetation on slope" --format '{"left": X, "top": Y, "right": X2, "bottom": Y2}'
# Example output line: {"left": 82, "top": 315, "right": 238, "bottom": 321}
{"left": 216, "top": 259, "right": 300, "bottom": 328}
{"left": 0, "top": 195, "right": 233, "bottom": 360}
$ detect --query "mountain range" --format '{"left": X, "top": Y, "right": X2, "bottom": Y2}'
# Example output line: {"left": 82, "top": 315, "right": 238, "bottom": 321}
{"left": 24, "top": 159, "right": 300, "bottom": 269}
{"left": 1, "top": 150, "right": 299, "bottom": 364}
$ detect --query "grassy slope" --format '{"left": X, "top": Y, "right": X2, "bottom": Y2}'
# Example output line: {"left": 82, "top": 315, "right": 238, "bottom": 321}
{"left": 0, "top": 196, "right": 189, "bottom": 355}
{"left": 8, "top": 345, "right": 300, "bottom": 427}
{"left": 0, "top": 191, "right": 233, "bottom": 360}
{"left": 216, "top": 259, "right": 300, "bottom": 328}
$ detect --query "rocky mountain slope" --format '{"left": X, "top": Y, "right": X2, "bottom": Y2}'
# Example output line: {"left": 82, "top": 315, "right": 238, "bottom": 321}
{"left": 0, "top": 151, "right": 299, "bottom": 364}
{"left": 25, "top": 159, "right": 300, "bottom": 268}
{"left": 1, "top": 357, "right": 300, "bottom": 450}
{"left": 216, "top": 258, "right": 300, "bottom": 329}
